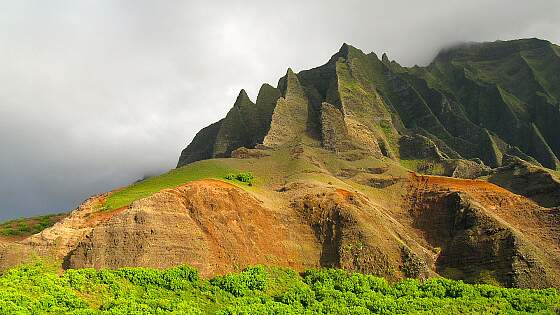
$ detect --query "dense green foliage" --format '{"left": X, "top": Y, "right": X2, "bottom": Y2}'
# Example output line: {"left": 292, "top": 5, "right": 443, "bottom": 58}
{"left": 224, "top": 172, "right": 254, "bottom": 184}
{"left": 1, "top": 263, "right": 558, "bottom": 314}
{"left": 0, "top": 213, "right": 66, "bottom": 237}
{"left": 104, "top": 160, "right": 236, "bottom": 211}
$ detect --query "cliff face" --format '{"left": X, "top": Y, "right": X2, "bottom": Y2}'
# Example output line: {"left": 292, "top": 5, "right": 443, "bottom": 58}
{"left": 177, "top": 39, "right": 560, "bottom": 172}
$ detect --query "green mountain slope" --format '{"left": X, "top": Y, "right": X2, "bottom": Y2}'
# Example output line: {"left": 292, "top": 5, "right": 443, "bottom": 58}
{"left": 178, "top": 38, "right": 560, "bottom": 172}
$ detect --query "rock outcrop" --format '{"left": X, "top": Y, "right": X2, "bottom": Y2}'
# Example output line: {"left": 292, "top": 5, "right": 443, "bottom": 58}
{"left": 488, "top": 156, "right": 560, "bottom": 207}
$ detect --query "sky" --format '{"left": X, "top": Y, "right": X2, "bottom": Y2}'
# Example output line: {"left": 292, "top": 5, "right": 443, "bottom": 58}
{"left": 0, "top": 0, "right": 559, "bottom": 221}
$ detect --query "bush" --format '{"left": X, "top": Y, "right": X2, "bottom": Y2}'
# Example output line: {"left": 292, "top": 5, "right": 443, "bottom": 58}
{"left": 224, "top": 172, "right": 254, "bottom": 184}
{"left": 211, "top": 266, "right": 268, "bottom": 297}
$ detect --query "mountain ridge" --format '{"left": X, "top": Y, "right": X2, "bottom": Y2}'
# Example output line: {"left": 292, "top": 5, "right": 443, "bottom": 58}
{"left": 178, "top": 38, "right": 560, "bottom": 172}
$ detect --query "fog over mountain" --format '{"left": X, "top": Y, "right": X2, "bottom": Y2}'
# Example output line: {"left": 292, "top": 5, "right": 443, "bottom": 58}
{"left": 1, "top": 0, "right": 559, "bottom": 220}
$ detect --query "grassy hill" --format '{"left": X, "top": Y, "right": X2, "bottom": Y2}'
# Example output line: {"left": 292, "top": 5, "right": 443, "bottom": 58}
{"left": 104, "top": 159, "right": 239, "bottom": 211}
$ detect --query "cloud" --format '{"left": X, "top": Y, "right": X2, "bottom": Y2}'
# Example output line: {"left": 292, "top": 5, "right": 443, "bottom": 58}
{"left": 0, "top": 0, "right": 559, "bottom": 220}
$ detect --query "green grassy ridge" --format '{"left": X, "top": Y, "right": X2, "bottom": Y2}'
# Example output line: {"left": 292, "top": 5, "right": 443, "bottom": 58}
{"left": 0, "top": 213, "right": 66, "bottom": 237}
{"left": 0, "top": 162, "right": 253, "bottom": 232}
{"left": 1, "top": 263, "right": 558, "bottom": 314}
{"left": 104, "top": 159, "right": 240, "bottom": 211}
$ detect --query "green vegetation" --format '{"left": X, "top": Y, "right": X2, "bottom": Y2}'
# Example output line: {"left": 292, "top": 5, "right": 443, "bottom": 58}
{"left": 0, "top": 213, "right": 66, "bottom": 237}
{"left": 400, "top": 159, "right": 445, "bottom": 175}
{"left": 224, "top": 172, "right": 254, "bottom": 184}
{"left": 104, "top": 160, "right": 237, "bottom": 211}
{"left": 1, "top": 263, "right": 558, "bottom": 314}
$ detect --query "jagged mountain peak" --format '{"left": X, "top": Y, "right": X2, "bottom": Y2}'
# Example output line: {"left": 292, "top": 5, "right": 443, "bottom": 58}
{"left": 330, "top": 42, "right": 366, "bottom": 62}
{"left": 381, "top": 52, "right": 389, "bottom": 63}
{"left": 233, "top": 89, "right": 252, "bottom": 107}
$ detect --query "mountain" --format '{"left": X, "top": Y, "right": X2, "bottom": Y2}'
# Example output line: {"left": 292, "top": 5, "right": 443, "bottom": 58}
{"left": 1, "top": 38, "right": 560, "bottom": 290}
{"left": 179, "top": 38, "right": 560, "bottom": 172}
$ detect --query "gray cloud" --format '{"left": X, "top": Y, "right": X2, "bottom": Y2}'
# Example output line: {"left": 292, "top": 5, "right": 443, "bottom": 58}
{"left": 1, "top": 0, "right": 559, "bottom": 220}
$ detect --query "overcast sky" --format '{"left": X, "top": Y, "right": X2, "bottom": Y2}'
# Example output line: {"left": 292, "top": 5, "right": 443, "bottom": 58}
{"left": 0, "top": 0, "right": 559, "bottom": 221}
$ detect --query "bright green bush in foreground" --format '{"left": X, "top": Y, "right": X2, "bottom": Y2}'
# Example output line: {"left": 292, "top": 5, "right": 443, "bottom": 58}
{"left": 0, "top": 263, "right": 559, "bottom": 314}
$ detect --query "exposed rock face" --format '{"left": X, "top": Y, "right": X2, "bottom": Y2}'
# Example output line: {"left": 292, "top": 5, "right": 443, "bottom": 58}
{"left": 263, "top": 69, "right": 310, "bottom": 147}
{"left": 404, "top": 173, "right": 560, "bottom": 288}
{"left": 230, "top": 147, "right": 270, "bottom": 159}
{"left": 3, "top": 169, "right": 559, "bottom": 289}
{"left": 290, "top": 187, "right": 433, "bottom": 280}
{"left": 22, "top": 193, "right": 112, "bottom": 259}
{"left": 0, "top": 193, "right": 120, "bottom": 270}
{"left": 398, "top": 134, "right": 446, "bottom": 160}
{"left": 320, "top": 102, "right": 350, "bottom": 152}
{"left": 442, "top": 159, "right": 492, "bottom": 179}
{"left": 53, "top": 174, "right": 559, "bottom": 288}
{"left": 424, "top": 192, "right": 555, "bottom": 288}
{"left": 59, "top": 180, "right": 437, "bottom": 281}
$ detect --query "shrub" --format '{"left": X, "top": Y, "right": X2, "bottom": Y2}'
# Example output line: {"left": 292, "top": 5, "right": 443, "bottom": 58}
{"left": 211, "top": 266, "right": 268, "bottom": 297}
{"left": 224, "top": 172, "right": 254, "bottom": 184}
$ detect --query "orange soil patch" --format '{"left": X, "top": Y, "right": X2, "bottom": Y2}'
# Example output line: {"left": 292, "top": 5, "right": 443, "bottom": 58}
{"left": 410, "top": 173, "right": 509, "bottom": 193}
{"left": 408, "top": 172, "right": 529, "bottom": 207}
{"left": 83, "top": 180, "right": 237, "bottom": 228}
{"left": 335, "top": 188, "right": 352, "bottom": 198}
{"left": 84, "top": 206, "right": 128, "bottom": 226}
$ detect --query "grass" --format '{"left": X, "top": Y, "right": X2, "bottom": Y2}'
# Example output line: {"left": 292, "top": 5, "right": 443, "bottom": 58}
{"left": 1, "top": 262, "right": 558, "bottom": 314}
{"left": 103, "top": 144, "right": 337, "bottom": 212}
{"left": 0, "top": 213, "right": 67, "bottom": 237}
{"left": 400, "top": 159, "right": 445, "bottom": 175}
{"left": 104, "top": 159, "right": 239, "bottom": 211}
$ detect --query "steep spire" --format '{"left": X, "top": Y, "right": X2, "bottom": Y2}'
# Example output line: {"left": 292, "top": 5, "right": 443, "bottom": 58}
{"left": 234, "top": 89, "right": 252, "bottom": 108}
{"left": 338, "top": 43, "right": 351, "bottom": 57}
{"left": 329, "top": 43, "right": 365, "bottom": 62}
{"left": 381, "top": 53, "right": 389, "bottom": 63}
